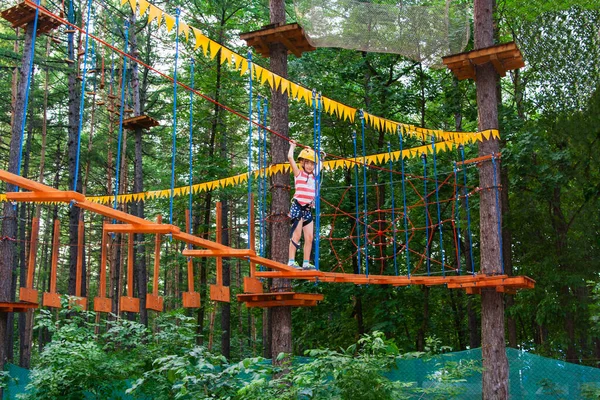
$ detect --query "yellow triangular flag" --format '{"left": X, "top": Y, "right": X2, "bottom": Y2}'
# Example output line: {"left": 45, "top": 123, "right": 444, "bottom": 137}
{"left": 220, "top": 47, "right": 233, "bottom": 65}
{"left": 147, "top": 4, "right": 161, "bottom": 26}
{"left": 209, "top": 41, "right": 221, "bottom": 60}
{"left": 280, "top": 78, "right": 289, "bottom": 95}
{"left": 121, "top": 0, "right": 127, "bottom": 5}
{"left": 234, "top": 54, "right": 243, "bottom": 71}
{"left": 261, "top": 69, "right": 270, "bottom": 85}
{"left": 267, "top": 72, "right": 274, "bottom": 88}
{"left": 138, "top": 0, "right": 149, "bottom": 14}
{"left": 290, "top": 83, "right": 299, "bottom": 100}
{"left": 164, "top": 13, "right": 175, "bottom": 32}
{"left": 240, "top": 58, "right": 249, "bottom": 76}
{"left": 322, "top": 97, "right": 331, "bottom": 113}
{"left": 179, "top": 22, "right": 189, "bottom": 41}
{"left": 192, "top": 27, "right": 208, "bottom": 54}
{"left": 253, "top": 64, "right": 263, "bottom": 81}
{"left": 274, "top": 74, "right": 282, "bottom": 90}
{"left": 128, "top": 0, "right": 136, "bottom": 13}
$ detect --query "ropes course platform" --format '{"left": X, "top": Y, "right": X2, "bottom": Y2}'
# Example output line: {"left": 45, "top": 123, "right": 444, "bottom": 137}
{"left": 0, "top": 169, "right": 535, "bottom": 313}
{"left": 237, "top": 292, "right": 323, "bottom": 308}
{"left": 240, "top": 22, "right": 315, "bottom": 58}
{"left": 442, "top": 42, "right": 525, "bottom": 81}
{"left": 1, "top": 1, "right": 62, "bottom": 35}
{"left": 122, "top": 115, "right": 160, "bottom": 130}
{"left": 254, "top": 271, "right": 535, "bottom": 293}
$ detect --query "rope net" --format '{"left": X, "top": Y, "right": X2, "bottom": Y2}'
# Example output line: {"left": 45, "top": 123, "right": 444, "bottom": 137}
{"left": 293, "top": 0, "right": 471, "bottom": 67}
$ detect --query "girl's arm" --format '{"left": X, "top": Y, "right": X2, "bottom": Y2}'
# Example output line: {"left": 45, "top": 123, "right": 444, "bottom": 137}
{"left": 288, "top": 141, "right": 300, "bottom": 177}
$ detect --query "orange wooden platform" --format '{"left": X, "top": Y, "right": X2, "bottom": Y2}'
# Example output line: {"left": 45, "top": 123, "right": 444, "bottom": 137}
{"left": 237, "top": 292, "right": 323, "bottom": 308}
{"left": 240, "top": 22, "right": 315, "bottom": 58}
{"left": 442, "top": 42, "right": 525, "bottom": 81}
{"left": 0, "top": 302, "right": 38, "bottom": 313}
{"left": 1, "top": 1, "right": 63, "bottom": 35}
{"left": 122, "top": 115, "right": 160, "bottom": 130}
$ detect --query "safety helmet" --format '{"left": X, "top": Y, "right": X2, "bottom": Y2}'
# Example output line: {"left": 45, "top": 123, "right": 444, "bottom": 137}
{"left": 298, "top": 148, "right": 316, "bottom": 163}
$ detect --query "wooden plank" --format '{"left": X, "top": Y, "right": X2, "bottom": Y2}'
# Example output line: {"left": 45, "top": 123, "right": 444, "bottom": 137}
{"left": 243, "top": 300, "right": 317, "bottom": 308}
{"left": 210, "top": 284, "right": 230, "bottom": 303}
{"left": 93, "top": 297, "right": 112, "bottom": 313}
{"left": 104, "top": 223, "right": 180, "bottom": 234}
{"left": 182, "top": 249, "right": 255, "bottom": 257}
{"left": 6, "top": 190, "right": 85, "bottom": 203}
{"left": 182, "top": 291, "right": 201, "bottom": 308}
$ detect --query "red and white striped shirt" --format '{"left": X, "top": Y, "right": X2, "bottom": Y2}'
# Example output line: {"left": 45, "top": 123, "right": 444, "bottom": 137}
{"left": 293, "top": 170, "right": 316, "bottom": 205}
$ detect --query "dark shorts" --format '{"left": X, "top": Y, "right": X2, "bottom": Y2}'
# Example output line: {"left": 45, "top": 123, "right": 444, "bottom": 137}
{"left": 289, "top": 199, "right": 313, "bottom": 228}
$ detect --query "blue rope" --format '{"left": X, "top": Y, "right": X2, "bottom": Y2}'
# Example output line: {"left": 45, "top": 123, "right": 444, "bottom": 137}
{"left": 169, "top": 9, "right": 181, "bottom": 226}
{"left": 492, "top": 155, "right": 505, "bottom": 274}
{"left": 16, "top": 0, "right": 41, "bottom": 182}
{"left": 112, "top": 22, "right": 129, "bottom": 217}
{"left": 387, "top": 142, "right": 398, "bottom": 276}
{"left": 360, "top": 111, "right": 369, "bottom": 277}
{"left": 247, "top": 52, "right": 253, "bottom": 251}
{"left": 313, "top": 92, "right": 322, "bottom": 270}
{"left": 352, "top": 131, "right": 362, "bottom": 271}
{"left": 431, "top": 136, "right": 446, "bottom": 277}
{"left": 453, "top": 161, "right": 462, "bottom": 275}
{"left": 399, "top": 133, "right": 410, "bottom": 277}
{"left": 188, "top": 58, "right": 195, "bottom": 232}
{"left": 422, "top": 153, "right": 430, "bottom": 275}
{"left": 73, "top": 0, "right": 94, "bottom": 193}
{"left": 459, "top": 145, "right": 475, "bottom": 275}
{"left": 67, "top": 0, "right": 74, "bottom": 61}
{"left": 256, "top": 96, "right": 263, "bottom": 261}
{"left": 260, "top": 99, "right": 268, "bottom": 267}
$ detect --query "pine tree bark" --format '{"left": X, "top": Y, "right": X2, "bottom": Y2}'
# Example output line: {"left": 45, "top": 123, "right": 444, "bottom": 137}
{"left": 0, "top": 23, "right": 35, "bottom": 387}
{"left": 269, "top": 0, "right": 293, "bottom": 367}
{"left": 130, "top": 12, "right": 148, "bottom": 326}
{"left": 474, "top": 0, "right": 509, "bottom": 397}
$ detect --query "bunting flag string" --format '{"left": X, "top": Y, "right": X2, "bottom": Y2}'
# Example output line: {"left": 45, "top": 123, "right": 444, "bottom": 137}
{"left": 0, "top": 139, "right": 470, "bottom": 205}
{"left": 120, "top": 0, "right": 499, "bottom": 143}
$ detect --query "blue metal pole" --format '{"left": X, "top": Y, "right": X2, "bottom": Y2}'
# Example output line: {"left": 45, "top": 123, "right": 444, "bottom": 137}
{"left": 73, "top": 0, "right": 94, "bottom": 192}
{"left": 16, "top": 0, "right": 41, "bottom": 181}
{"left": 422, "top": 153, "right": 430, "bottom": 275}
{"left": 188, "top": 58, "right": 195, "bottom": 232}
{"left": 352, "top": 131, "right": 362, "bottom": 271}
{"left": 247, "top": 52, "right": 253, "bottom": 250}
{"left": 169, "top": 9, "right": 181, "bottom": 226}
{"left": 431, "top": 136, "right": 446, "bottom": 276}
{"left": 113, "top": 22, "right": 129, "bottom": 215}
{"left": 360, "top": 111, "right": 369, "bottom": 277}
{"left": 492, "top": 155, "right": 505, "bottom": 274}
{"left": 459, "top": 145, "right": 475, "bottom": 275}
{"left": 387, "top": 142, "right": 398, "bottom": 275}
{"left": 453, "top": 161, "right": 462, "bottom": 275}
{"left": 399, "top": 133, "right": 410, "bottom": 277}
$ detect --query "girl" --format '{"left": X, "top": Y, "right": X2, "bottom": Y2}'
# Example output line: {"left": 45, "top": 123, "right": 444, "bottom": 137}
{"left": 287, "top": 140, "right": 325, "bottom": 270}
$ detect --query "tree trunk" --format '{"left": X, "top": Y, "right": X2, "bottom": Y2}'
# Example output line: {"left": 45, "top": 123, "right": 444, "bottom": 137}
{"left": 269, "top": 0, "right": 292, "bottom": 367}
{"left": 67, "top": 19, "right": 82, "bottom": 297}
{"left": 18, "top": 108, "right": 34, "bottom": 368}
{"left": 130, "top": 12, "right": 148, "bottom": 326}
{"left": 474, "top": 0, "right": 508, "bottom": 397}
{"left": 0, "top": 23, "right": 35, "bottom": 385}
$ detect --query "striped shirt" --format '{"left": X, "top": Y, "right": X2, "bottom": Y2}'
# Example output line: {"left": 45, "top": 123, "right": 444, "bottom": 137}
{"left": 293, "top": 170, "right": 316, "bottom": 205}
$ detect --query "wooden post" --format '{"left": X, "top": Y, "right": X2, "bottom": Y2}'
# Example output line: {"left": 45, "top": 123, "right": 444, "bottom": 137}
{"left": 182, "top": 209, "right": 201, "bottom": 308}
{"left": 244, "top": 196, "right": 263, "bottom": 293}
{"left": 42, "top": 220, "right": 61, "bottom": 308}
{"left": 210, "top": 202, "right": 230, "bottom": 302}
{"left": 146, "top": 215, "right": 164, "bottom": 311}
{"left": 119, "top": 233, "right": 140, "bottom": 312}
{"left": 19, "top": 217, "right": 39, "bottom": 303}
{"left": 93, "top": 222, "right": 111, "bottom": 312}
{"left": 70, "top": 219, "right": 87, "bottom": 309}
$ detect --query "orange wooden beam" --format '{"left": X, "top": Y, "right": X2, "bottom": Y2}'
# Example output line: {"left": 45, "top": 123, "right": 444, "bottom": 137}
{"left": 182, "top": 249, "right": 256, "bottom": 257}
{"left": 6, "top": 190, "right": 86, "bottom": 203}
{"left": 104, "top": 223, "right": 180, "bottom": 234}
{"left": 42, "top": 219, "right": 61, "bottom": 308}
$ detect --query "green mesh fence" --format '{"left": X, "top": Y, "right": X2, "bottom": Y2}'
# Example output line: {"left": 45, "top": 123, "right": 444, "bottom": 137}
{"left": 4, "top": 348, "right": 600, "bottom": 399}
{"left": 387, "top": 348, "right": 600, "bottom": 399}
